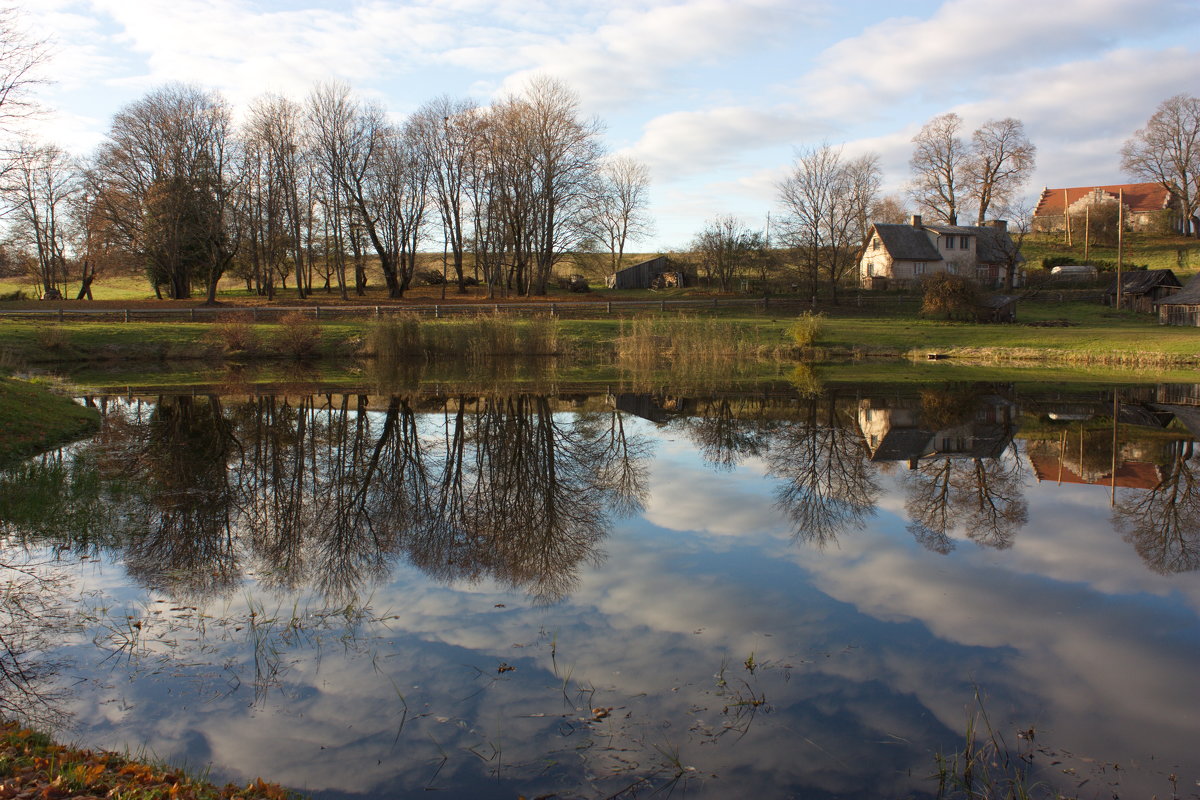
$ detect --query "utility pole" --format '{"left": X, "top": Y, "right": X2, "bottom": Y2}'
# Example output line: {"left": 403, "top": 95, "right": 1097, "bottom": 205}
{"left": 1083, "top": 206, "right": 1090, "bottom": 265}
{"left": 1064, "top": 189, "right": 1072, "bottom": 246}
{"left": 1117, "top": 189, "right": 1125, "bottom": 310}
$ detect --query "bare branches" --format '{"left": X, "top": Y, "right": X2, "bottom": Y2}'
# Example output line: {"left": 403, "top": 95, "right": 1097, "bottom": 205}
{"left": 595, "top": 154, "right": 654, "bottom": 273}
{"left": 0, "top": 6, "right": 50, "bottom": 135}
{"left": 909, "top": 113, "right": 967, "bottom": 225}
{"left": 1122, "top": 94, "right": 1200, "bottom": 237}
{"left": 967, "top": 117, "right": 1036, "bottom": 225}
{"left": 776, "top": 144, "right": 880, "bottom": 300}
{"left": 909, "top": 113, "right": 1035, "bottom": 227}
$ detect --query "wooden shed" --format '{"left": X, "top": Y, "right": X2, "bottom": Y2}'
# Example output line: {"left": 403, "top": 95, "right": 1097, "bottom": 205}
{"left": 1154, "top": 274, "right": 1200, "bottom": 326}
{"left": 1105, "top": 269, "right": 1181, "bottom": 313}
{"left": 974, "top": 294, "right": 1017, "bottom": 323}
{"left": 606, "top": 256, "right": 682, "bottom": 289}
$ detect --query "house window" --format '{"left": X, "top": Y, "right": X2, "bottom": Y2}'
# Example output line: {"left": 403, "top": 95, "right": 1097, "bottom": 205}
{"left": 866, "top": 261, "right": 875, "bottom": 276}
{"left": 944, "top": 237, "right": 954, "bottom": 249}
{"left": 960, "top": 236, "right": 970, "bottom": 249}
{"left": 913, "top": 262, "right": 926, "bottom": 275}
{"left": 872, "top": 238, "right": 880, "bottom": 251}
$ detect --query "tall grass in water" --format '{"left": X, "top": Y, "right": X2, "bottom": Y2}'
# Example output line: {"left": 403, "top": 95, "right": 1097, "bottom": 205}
{"left": 363, "top": 312, "right": 563, "bottom": 361}
{"left": 932, "top": 690, "right": 1042, "bottom": 800}
{"left": 617, "top": 315, "right": 785, "bottom": 369}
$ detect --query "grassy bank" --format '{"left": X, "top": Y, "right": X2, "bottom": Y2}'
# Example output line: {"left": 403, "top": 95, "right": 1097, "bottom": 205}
{"left": 0, "top": 719, "right": 298, "bottom": 799}
{"left": 2, "top": 300, "right": 1199, "bottom": 368}
{"left": 0, "top": 377, "right": 99, "bottom": 464}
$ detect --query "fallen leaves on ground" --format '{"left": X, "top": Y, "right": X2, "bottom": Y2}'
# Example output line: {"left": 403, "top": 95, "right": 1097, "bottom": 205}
{"left": 0, "top": 721, "right": 300, "bottom": 800}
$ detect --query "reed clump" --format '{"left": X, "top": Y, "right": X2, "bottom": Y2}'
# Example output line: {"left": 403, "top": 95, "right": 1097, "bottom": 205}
{"left": 616, "top": 315, "right": 785, "bottom": 367}
{"left": 788, "top": 311, "right": 824, "bottom": 347}
{"left": 363, "top": 312, "right": 563, "bottom": 361}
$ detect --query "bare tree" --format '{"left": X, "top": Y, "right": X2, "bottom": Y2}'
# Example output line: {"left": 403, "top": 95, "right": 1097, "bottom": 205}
{"left": 1, "top": 139, "right": 78, "bottom": 296}
{"left": 497, "top": 77, "right": 605, "bottom": 295}
{"left": 777, "top": 144, "right": 880, "bottom": 300}
{"left": 909, "top": 113, "right": 967, "bottom": 225}
{"left": 966, "top": 117, "right": 1036, "bottom": 225}
{"left": 0, "top": 6, "right": 49, "bottom": 144}
{"left": 409, "top": 96, "right": 478, "bottom": 293}
{"left": 91, "top": 84, "right": 239, "bottom": 301}
{"left": 691, "top": 214, "right": 762, "bottom": 292}
{"left": 595, "top": 154, "right": 654, "bottom": 273}
{"left": 1122, "top": 94, "right": 1200, "bottom": 236}
{"left": 241, "top": 93, "right": 311, "bottom": 299}
{"left": 869, "top": 193, "right": 911, "bottom": 224}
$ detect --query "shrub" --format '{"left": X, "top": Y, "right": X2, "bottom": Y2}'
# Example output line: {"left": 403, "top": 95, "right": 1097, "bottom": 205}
{"left": 556, "top": 274, "right": 590, "bottom": 293}
{"left": 920, "top": 272, "right": 979, "bottom": 320}
{"left": 788, "top": 311, "right": 824, "bottom": 347}
{"left": 272, "top": 311, "right": 321, "bottom": 358}
{"left": 211, "top": 316, "right": 260, "bottom": 355}
{"left": 0, "top": 289, "right": 28, "bottom": 302}
{"left": 418, "top": 268, "right": 446, "bottom": 285}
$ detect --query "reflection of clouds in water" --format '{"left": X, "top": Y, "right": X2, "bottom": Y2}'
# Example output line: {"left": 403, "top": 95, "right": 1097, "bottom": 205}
{"left": 35, "top": 411, "right": 1200, "bottom": 797}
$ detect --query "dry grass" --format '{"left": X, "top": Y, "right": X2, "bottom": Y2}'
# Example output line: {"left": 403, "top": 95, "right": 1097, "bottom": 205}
{"left": 361, "top": 312, "right": 564, "bottom": 361}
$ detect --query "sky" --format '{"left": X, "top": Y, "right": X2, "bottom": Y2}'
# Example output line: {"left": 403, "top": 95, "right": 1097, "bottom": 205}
{"left": 13, "top": 0, "right": 1200, "bottom": 249}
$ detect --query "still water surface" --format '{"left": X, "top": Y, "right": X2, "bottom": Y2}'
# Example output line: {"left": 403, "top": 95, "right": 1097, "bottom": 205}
{"left": 1, "top": 379, "right": 1198, "bottom": 798}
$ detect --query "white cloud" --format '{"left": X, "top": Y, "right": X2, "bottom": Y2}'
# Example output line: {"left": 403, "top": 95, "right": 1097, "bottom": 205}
{"left": 800, "top": 0, "right": 1193, "bottom": 119}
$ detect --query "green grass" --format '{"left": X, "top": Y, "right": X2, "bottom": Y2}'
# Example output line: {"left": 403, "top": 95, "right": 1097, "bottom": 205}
{"left": 817, "top": 301, "right": 1200, "bottom": 363}
{"left": 3, "top": 300, "right": 1200, "bottom": 368}
{"left": 0, "top": 377, "right": 100, "bottom": 463}
{"left": 1021, "top": 231, "right": 1200, "bottom": 276}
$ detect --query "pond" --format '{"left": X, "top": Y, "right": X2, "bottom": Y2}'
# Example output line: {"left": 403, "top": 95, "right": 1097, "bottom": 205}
{"left": 1, "top": 376, "right": 1198, "bottom": 798}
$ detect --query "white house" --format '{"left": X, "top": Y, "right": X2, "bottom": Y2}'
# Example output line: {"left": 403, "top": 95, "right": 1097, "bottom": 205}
{"left": 859, "top": 215, "right": 1023, "bottom": 289}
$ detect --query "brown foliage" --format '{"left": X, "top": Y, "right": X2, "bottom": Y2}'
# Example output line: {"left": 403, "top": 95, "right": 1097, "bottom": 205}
{"left": 920, "top": 272, "right": 979, "bottom": 320}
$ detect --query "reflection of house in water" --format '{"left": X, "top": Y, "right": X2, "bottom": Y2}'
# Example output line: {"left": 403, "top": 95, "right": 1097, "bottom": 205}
{"left": 609, "top": 393, "right": 687, "bottom": 425}
{"left": 857, "top": 394, "right": 1019, "bottom": 467}
{"left": 1024, "top": 394, "right": 1200, "bottom": 492}
{"left": 1028, "top": 454, "right": 1162, "bottom": 490}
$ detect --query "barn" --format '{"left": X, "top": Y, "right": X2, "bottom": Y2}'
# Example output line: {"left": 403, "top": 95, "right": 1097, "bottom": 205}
{"left": 606, "top": 256, "right": 683, "bottom": 289}
{"left": 1105, "top": 269, "right": 1181, "bottom": 313}
{"left": 1154, "top": 274, "right": 1200, "bottom": 326}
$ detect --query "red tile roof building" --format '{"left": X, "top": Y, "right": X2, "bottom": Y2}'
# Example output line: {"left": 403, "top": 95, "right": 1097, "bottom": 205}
{"left": 1033, "top": 182, "right": 1181, "bottom": 234}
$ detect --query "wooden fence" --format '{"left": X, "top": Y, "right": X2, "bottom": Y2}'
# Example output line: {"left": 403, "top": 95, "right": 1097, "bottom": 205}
{"left": 0, "top": 289, "right": 1091, "bottom": 323}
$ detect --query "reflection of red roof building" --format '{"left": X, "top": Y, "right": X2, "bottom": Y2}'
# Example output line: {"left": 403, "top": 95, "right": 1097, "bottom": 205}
{"left": 1028, "top": 454, "right": 1162, "bottom": 490}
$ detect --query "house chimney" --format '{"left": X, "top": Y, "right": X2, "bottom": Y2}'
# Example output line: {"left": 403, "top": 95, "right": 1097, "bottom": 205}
{"left": 910, "top": 214, "right": 923, "bottom": 229}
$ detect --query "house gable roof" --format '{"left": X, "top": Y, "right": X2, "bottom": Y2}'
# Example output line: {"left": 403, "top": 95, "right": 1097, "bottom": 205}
{"left": 922, "top": 223, "right": 1023, "bottom": 265}
{"left": 1154, "top": 273, "right": 1200, "bottom": 305}
{"left": 871, "top": 224, "right": 942, "bottom": 261}
{"left": 1034, "top": 183, "right": 1173, "bottom": 217}
{"left": 1104, "top": 268, "right": 1181, "bottom": 297}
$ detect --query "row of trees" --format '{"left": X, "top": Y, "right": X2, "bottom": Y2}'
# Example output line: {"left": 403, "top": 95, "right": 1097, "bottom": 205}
{"left": 3, "top": 77, "right": 654, "bottom": 300}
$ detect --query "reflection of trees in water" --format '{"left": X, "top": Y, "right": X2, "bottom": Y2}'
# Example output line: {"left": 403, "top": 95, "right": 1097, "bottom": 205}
{"left": 681, "top": 398, "right": 777, "bottom": 471}
{"left": 405, "top": 397, "right": 648, "bottom": 602}
{"left": 0, "top": 557, "right": 75, "bottom": 728}
{"left": 121, "top": 396, "right": 242, "bottom": 600}
{"left": 6, "top": 394, "right": 649, "bottom": 605}
{"left": 902, "top": 448, "right": 1028, "bottom": 554}
{"left": 767, "top": 396, "right": 880, "bottom": 548}
{"left": 1112, "top": 440, "right": 1200, "bottom": 574}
